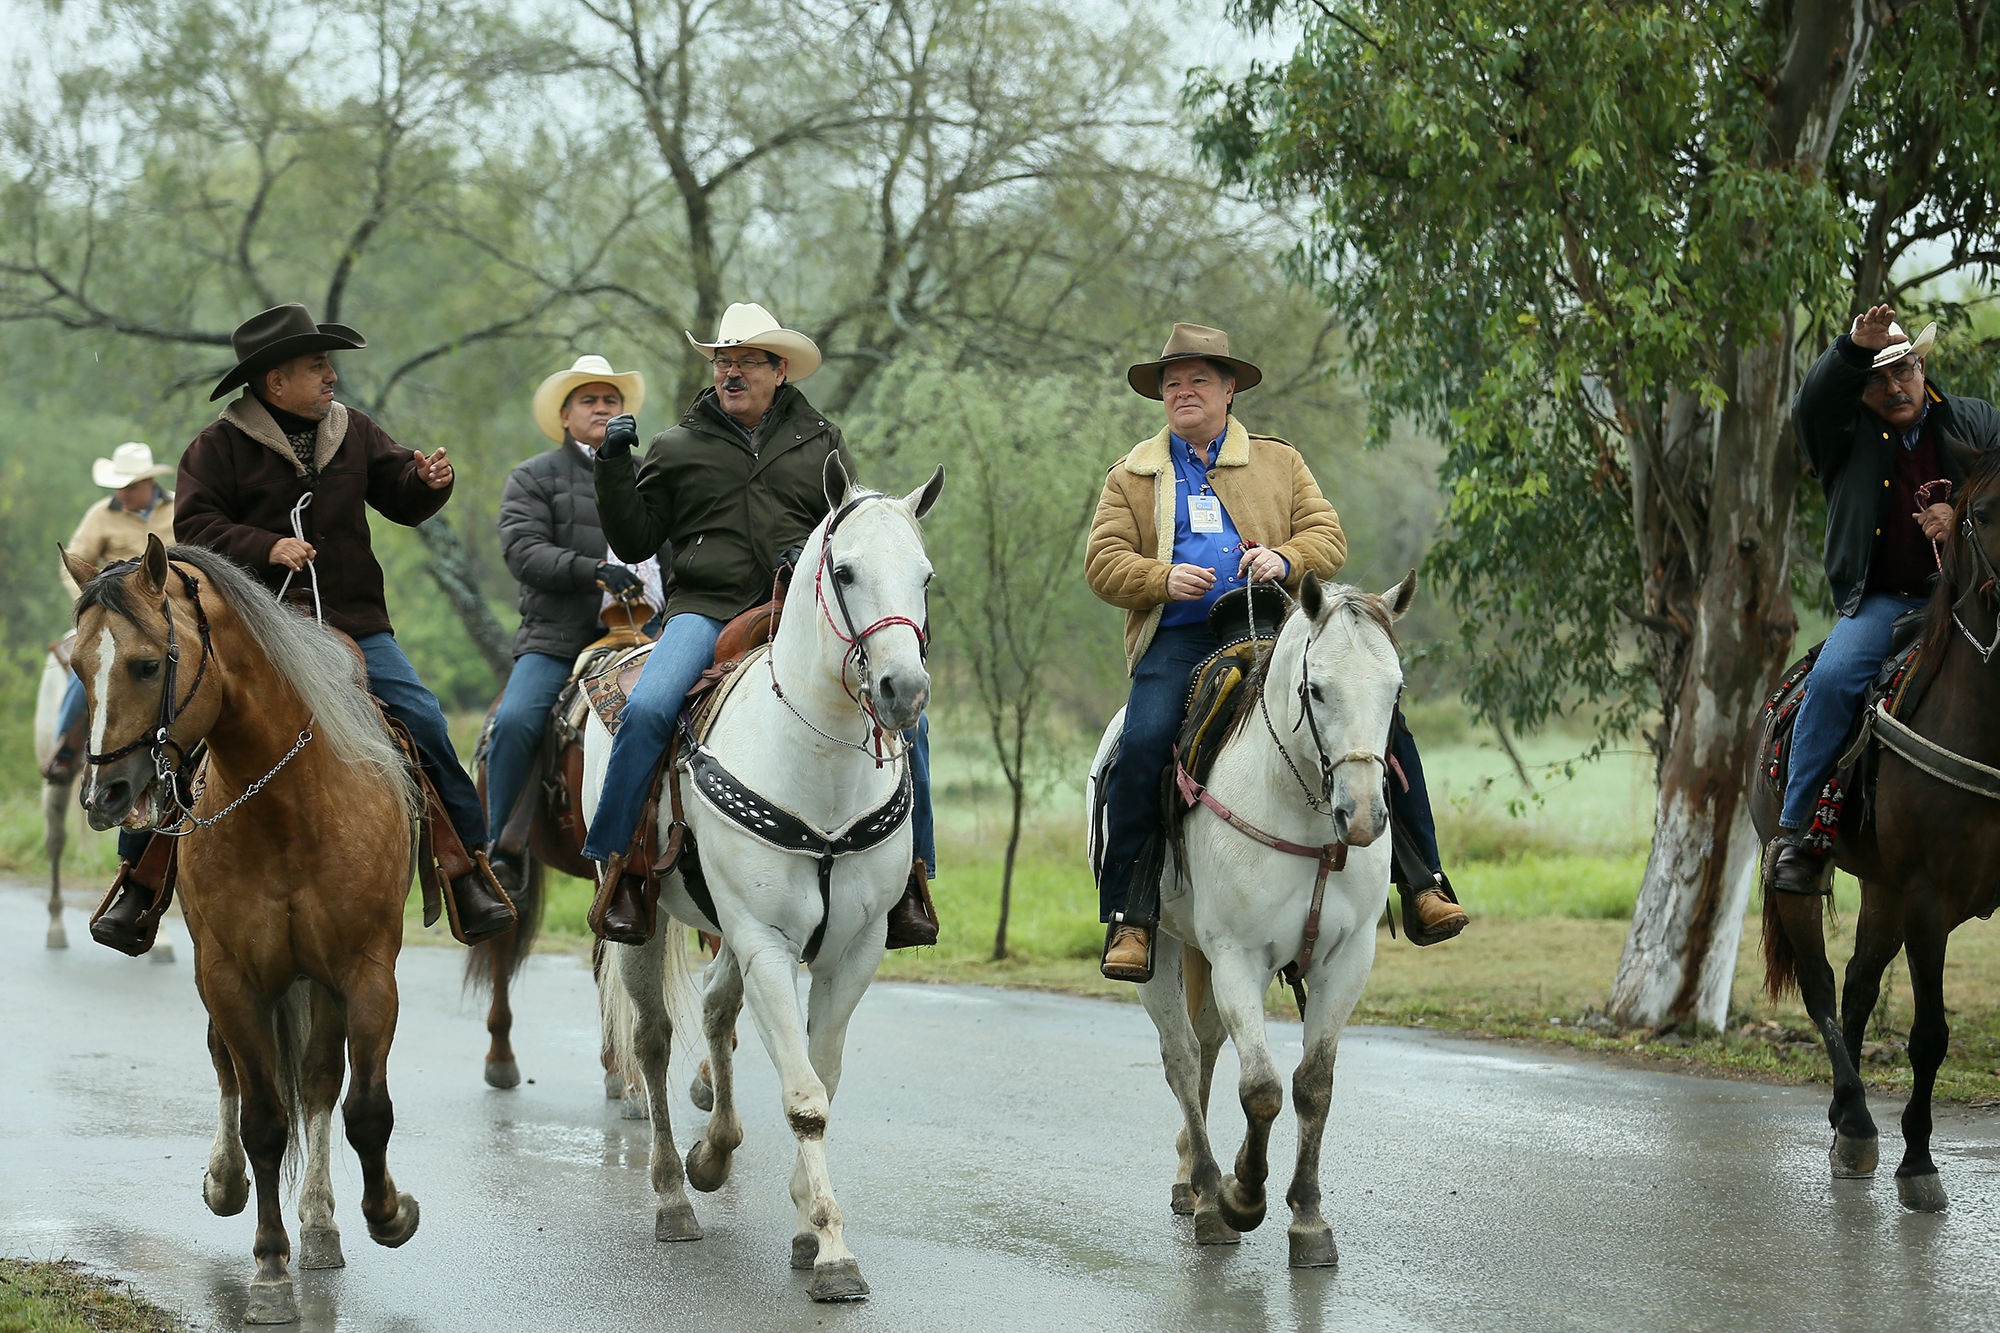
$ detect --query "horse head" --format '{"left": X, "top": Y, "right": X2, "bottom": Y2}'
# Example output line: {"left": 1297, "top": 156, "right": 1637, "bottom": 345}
{"left": 1283, "top": 569, "right": 1415, "bottom": 846}
{"left": 62, "top": 533, "right": 222, "bottom": 833}
{"left": 811, "top": 453, "right": 945, "bottom": 734}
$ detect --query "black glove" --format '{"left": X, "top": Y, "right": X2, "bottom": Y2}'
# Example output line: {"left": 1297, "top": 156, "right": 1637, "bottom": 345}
{"left": 600, "top": 414, "right": 639, "bottom": 459}
{"left": 775, "top": 545, "right": 806, "bottom": 589}
{"left": 595, "top": 562, "right": 643, "bottom": 599}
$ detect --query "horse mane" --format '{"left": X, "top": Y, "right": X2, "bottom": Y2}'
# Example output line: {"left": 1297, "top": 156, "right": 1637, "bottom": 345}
{"left": 1910, "top": 445, "right": 2000, "bottom": 700}
{"left": 82, "top": 546, "right": 420, "bottom": 822}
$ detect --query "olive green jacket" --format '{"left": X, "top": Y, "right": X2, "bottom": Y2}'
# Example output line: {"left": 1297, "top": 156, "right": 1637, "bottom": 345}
{"left": 595, "top": 384, "right": 853, "bottom": 622}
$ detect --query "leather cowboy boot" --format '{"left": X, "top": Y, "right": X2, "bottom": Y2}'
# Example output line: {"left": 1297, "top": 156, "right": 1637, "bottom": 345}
{"left": 89, "top": 834, "right": 174, "bottom": 956}
{"left": 883, "top": 859, "right": 939, "bottom": 949}
{"left": 1769, "top": 834, "right": 1830, "bottom": 895}
{"left": 448, "top": 850, "right": 518, "bottom": 945}
{"left": 1399, "top": 872, "right": 1469, "bottom": 947}
{"left": 1100, "top": 920, "right": 1154, "bottom": 983}
{"left": 589, "top": 853, "right": 656, "bottom": 945}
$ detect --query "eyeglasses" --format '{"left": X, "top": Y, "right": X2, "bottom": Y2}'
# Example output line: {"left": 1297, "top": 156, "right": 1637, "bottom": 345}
{"left": 1865, "top": 359, "right": 1921, "bottom": 390}
{"left": 712, "top": 355, "right": 774, "bottom": 373}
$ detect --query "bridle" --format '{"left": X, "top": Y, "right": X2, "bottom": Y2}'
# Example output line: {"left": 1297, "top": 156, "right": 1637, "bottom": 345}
{"left": 766, "top": 492, "right": 927, "bottom": 765}
{"left": 1949, "top": 510, "right": 2000, "bottom": 664}
{"left": 1250, "top": 587, "right": 1385, "bottom": 813}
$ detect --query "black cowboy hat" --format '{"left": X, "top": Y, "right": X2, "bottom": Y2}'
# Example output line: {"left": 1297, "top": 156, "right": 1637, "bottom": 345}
{"left": 209, "top": 303, "right": 367, "bottom": 401}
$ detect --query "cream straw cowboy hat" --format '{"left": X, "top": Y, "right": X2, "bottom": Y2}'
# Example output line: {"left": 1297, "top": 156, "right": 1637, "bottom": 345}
{"left": 92, "top": 442, "right": 174, "bottom": 489}
{"left": 1867, "top": 319, "right": 1938, "bottom": 370}
{"left": 685, "top": 302, "right": 822, "bottom": 382}
{"left": 532, "top": 355, "right": 647, "bottom": 443}
{"left": 1127, "top": 323, "right": 1263, "bottom": 400}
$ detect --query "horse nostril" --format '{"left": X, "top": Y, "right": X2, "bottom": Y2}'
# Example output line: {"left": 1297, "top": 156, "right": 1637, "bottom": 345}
{"left": 1332, "top": 802, "right": 1353, "bottom": 842}
{"left": 95, "top": 779, "right": 129, "bottom": 813}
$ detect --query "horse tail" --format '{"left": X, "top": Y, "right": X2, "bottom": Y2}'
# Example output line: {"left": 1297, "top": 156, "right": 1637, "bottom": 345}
{"left": 463, "top": 859, "right": 547, "bottom": 998}
{"left": 272, "top": 979, "right": 312, "bottom": 1187}
{"left": 597, "top": 924, "right": 704, "bottom": 1096}
{"left": 1761, "top": 880, "right": 1801, "bottom": 1004}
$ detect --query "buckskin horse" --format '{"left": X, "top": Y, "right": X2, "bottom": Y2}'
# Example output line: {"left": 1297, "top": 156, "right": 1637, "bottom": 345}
{"left": 65, "top": 537, "right": 423, "bottom": 1323}
{"left": 1087, "top": 573, "right": 1414, "bottom": 1267}
{"left": 1752, "top": 436, "right": 2000, "bottom": 1213}
{"left": 590, "top": 456, "right": 942, "bottom": 1302}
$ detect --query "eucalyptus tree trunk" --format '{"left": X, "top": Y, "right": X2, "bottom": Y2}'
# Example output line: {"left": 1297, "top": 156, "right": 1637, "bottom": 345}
{"left": 1608, "top": 0, "right": 1875, "bottom": 1030}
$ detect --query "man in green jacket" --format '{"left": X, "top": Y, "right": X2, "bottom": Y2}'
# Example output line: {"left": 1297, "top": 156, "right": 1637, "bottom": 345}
{"left": 583, "top": 302, "right": 937, "bottom": 947}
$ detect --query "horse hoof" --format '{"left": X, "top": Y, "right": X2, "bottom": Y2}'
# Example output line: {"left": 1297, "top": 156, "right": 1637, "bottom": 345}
{"left": 690, "top": 1064, "right": 716, "bottom": 1113}
{"left": 204, "top": 1169, "right": 248, "bottom": 1217}
{"left": 484, "top": 1059, "right": 521, "bottom": 1090}
{"left": 1218, "top": 1175, "right": 1267, "bottom": 1233}
{"left": 1897, "top": 1172, "right": 1948, "bottom": 1212}
{"left": 685, "top": 1139, "right": 730, "bottom": 1193}
{"left": 151, "top": 942, "right": 175, "bottom": 965}
{"left": 604, "top": 1070, "right": 625, "bottom": 1100}
{"left": 1830, "top": 1131, "right": 1879, "bottom": 1178}
{"left": 1193, "top": 1210, "right": 1241, "bottom": 1246}
{"left": 1288, "top": 1224, "right": 1338, "bottom": 1269}
{"left": 297, "top": 1226, "right": 344, "bottom": 1270}
{"left": 1171, "top": 1182, "right": 1195, "bottom": 1216}
{"left": 368, "top": 1193, "right": 420, "bottom": 1247}
{"left": 655, "top": 1202, "right": 703, "bottom": 1242}
{"left": 243, "top": 1277, "right": 298, "bottom": 1325}
{"left": 792, "top": 1232, "right": 819, "bottom": 1270}
{"left": 46, "top": 923, "right": 67, "bottom": 950}
{"left": 808, "top": 1258, "right": 869, "bottom": 1302}
{"left": 620, "top": 1091, "right": 648, "bottom": 1120}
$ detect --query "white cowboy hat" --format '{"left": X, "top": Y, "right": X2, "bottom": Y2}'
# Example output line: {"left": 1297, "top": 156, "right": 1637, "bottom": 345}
{"left": 92, "top": 442, "right": 173, "bottom": 489}
{"left": 532, "top": 354, "right": 647, "bottom": 443}
{"left": 685, "top": 302, "right": 822, "bottom": 382}
{"left": 1869, "top": 319, "right": 1937, "bottom": 369}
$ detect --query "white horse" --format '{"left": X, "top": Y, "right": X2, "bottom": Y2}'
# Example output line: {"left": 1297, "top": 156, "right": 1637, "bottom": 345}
{"left": 1087, "top": 572, "right": 1413, "bottom": 1268}
{"left": 33, "top": 640, "right": 76, "bottom": 948}
{"left": 587, "top": 455, "right": 942, "bottom": 1303}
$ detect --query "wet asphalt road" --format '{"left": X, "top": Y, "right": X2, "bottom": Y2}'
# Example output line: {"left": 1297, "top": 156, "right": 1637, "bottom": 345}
{"left": 5, "top": 882, "right": 2000, "bottom": 1332}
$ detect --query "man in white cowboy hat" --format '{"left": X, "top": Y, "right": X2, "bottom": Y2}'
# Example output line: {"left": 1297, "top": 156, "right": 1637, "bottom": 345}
{"left": 484, "top": 354, "right": 668, "bottom": 895}
{"left": 46, "top": 443, "right": 180, "bottom": 783}
{"left": 86, "top": 301, "right": 516, "bottom": 955}
{"left": 1771, "top": 303, "right": 2000, "bottom": 892}
{"left": 582, "top": 301, "right": 939, "bottom": 948}
{"left": 1085, "top": 322, "right": 1468, "bottom": 981}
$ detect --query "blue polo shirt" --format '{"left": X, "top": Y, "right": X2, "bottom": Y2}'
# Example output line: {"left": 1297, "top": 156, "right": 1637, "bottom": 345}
{"left": 1159, "top": 429, "right": 1247, "bottom": 628}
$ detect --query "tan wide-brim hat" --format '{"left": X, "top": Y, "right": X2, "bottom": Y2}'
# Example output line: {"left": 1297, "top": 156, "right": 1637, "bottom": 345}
{"left": 92, "top": 442, "right": 174, "bottom": 489}
{"left": 532, "top": 355, "right": 647, "bottom": 443}
{"left": 1127, "top": 323, "right": 1262, "bottom": 399}
{"left": 685, "top": 302, "right": 822, "bottom": 382}
{"left": 1869, "top": 319, "right": 1938, "bottom": 369}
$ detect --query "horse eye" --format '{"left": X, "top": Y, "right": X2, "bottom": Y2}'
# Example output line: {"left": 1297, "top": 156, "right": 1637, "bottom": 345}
{"left": 834, "top": 565, "right": 856, "bottom": 586}
{"left": 130, "top": 659, "right": 162, "bottom": 681}
{"left": 1309, "top": 683, "right": 1324, "bottom": 702}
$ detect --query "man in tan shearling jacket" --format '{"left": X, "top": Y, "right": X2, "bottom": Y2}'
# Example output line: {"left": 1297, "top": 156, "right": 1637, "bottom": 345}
{"left": 1085, "top": 324, "right": 1467, "bottom": 980}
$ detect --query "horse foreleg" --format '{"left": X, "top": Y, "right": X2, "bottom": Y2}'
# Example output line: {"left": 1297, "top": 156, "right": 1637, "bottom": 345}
{"left": 1206, "top": 949, "right": 1283, "bottom": 1234}
{"left": 43, "top": 778, "right": 69, "bottom": 947}
{"left": 209, "top": 995, "right": 299, "bottom": 1324}
{"left": 1895, "top": 918, "right": 1952, "bottom": 1212}
{"left": 1772, "top": 890, "right": 1878, "bottom": 1175}
{"left": 615, "top": 935, "right": 701, "bottom": 1242}
{"left": 341, "top": 966, "right": 418, "bottom": 1251}
{"left": 1140, "top": 938, "right": 1234, "bottom": 1245}
{"left": 483, "top": 929, "right": 522, "bottom": 1090}
{"left": 1287, "top": 935, "right": 1373, "bottom": 1270}
{"left": 202, "top": 1021, "right": 249, "bottom": 1218}
{"left": 686, "top": 946, "right": 745, "bottom": 1196}
{"left": 297, "top": 983, "right": 347, "bottom": 1270}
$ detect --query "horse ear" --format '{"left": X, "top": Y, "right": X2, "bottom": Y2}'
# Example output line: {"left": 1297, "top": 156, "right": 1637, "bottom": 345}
{"left": 1299, "top": 570, "right": 1325, "bottom": 622}
{"left": 60, "top": 544, "right": 99, "bottom": 595}
{"left": 903, "top": 465, "right": 945, "bottom": 519}
{"left": 141, "top": 533, "right": 170, "bottom": 595}
{"left": 1380, "top": 569, "right": 1417, "bottom": 620}
{"left": 1943, "top": 434, "right": 1984, "bottom": 487}
{"left": 824, "top": 451, "right": 854, "bottom": 510}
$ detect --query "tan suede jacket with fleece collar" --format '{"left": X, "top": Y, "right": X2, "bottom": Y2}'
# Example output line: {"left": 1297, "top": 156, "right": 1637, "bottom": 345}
{"left": 1085, "top": 416, "right": 1345, "bottom": 673}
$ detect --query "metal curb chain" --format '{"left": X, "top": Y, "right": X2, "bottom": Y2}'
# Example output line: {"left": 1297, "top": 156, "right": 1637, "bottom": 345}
{"left": 156, "top": 726, "right": 314, "bottom": 836}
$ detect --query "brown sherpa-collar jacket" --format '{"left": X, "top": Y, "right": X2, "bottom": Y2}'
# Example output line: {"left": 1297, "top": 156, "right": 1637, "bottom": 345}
{"left": 174, "top": 393, "right": 450, "bottom": 638}
{"left": 1085, "top": 416, "right": 1346, "bottom": 673}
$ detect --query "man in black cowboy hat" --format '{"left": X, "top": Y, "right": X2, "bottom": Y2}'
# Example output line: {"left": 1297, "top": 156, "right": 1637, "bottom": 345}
{"left": 1085, "top": 323, "right": 1466, "bottom": 980}
{"left": 87, "top": 302, "right": 516, "bottom": 954}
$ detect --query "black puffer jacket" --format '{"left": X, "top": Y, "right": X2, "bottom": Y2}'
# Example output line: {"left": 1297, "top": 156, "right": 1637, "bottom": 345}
{"left": 1794, "top": 334, "right": 2000, "bottom": 615}
{"left": 498, "top": 440, "right": 671, "bottom": 660}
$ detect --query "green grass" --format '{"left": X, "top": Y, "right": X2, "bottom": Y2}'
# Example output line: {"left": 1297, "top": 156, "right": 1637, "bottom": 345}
{"left": 0, "top": 1258, "right": 185, "bottom": 1333}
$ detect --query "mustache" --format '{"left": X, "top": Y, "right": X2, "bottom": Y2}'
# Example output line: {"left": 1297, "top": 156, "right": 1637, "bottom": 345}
{"left": 722, "top": 377, "right": 747, "bottom": 392}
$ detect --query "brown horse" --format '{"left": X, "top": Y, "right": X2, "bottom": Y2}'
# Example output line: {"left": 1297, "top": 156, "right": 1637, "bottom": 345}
{"left": 1751, "top": 436, "right": 2000, "bottom": 1213}
{"left": 65, "top": 536, "right": 423, "bottom": 1323}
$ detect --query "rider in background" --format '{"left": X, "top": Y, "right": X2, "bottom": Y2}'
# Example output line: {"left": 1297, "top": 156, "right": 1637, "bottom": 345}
{"left": 582, "top": 302, "right": 937, "bottom": 949}
{"left": 50, "top": 443, "right": 178, "bottom": 784}
{"left": 486, "top": 354, "right": 668, "bottom": 900}
{"left": 1085, "top": 323, "right": 1467, "bottom": 982}
{"left": 1772, "top": 306, "right": 2000, "bottom": 890}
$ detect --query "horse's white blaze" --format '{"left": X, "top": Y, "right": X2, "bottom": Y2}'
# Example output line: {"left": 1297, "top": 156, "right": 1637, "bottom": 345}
{"left": 87, "top": 626, "right": 116, "bottom": 758}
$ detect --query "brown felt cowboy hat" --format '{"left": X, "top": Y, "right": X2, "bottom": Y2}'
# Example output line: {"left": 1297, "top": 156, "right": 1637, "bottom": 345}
{"left": 1126, "top": 323, "right": 1262, "bottom": 400}
{"left": 209, "top": 303, "right": 367, "bottom": 401}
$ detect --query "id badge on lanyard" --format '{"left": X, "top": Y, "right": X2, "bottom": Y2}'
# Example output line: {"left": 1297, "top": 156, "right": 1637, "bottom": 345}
{"left": 1188, "top": 493, "right": 1224, "bottom": 534}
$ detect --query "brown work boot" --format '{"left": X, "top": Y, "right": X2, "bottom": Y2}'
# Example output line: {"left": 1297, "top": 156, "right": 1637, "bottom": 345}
{"left": 884, "top": 859, "right": 939, "bottom": 949}
{"left": 448, "top": 850, "right": 518, "bottom": 945}
{"left": 1100, "top": 921, "right": 1154, "bottom": 983}
{"left": 1400, "top": 875, "right": 1468, "bottom": 947}
{"left": 90, "top": 861, "right": 163, "bottom": 957}
{"left": 1768, "top": 837, "right": 1831, "bottom": 895}
{"left": 40, "top": 747, "right": 78, "bottom": 786}
{"left": 589, "top": 852, "right": 655, "bottom": 945}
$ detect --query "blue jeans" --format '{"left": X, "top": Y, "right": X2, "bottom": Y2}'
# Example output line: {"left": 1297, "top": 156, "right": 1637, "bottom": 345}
{"left": 58, "top": 671, "right": 86, "bottom": 744}
{"left": 1780, "top": 592, "right": 1925, "bottom": 829}
{"left": 356, "top": 632, "right": 488, "bottom": 849}
{"left": 485, "top": 651, "right": 572, "bottom": 840}
{"left": 580, "top": 613, "right": 938, "bottom": 872}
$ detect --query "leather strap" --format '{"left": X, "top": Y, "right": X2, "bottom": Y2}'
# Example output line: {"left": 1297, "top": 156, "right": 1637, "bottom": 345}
{"left": 1175, "top": 760, "right": 1346, "bottom": 974}
{"left": 1869, "top": 701, "right": 2000, "bottom": 801}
